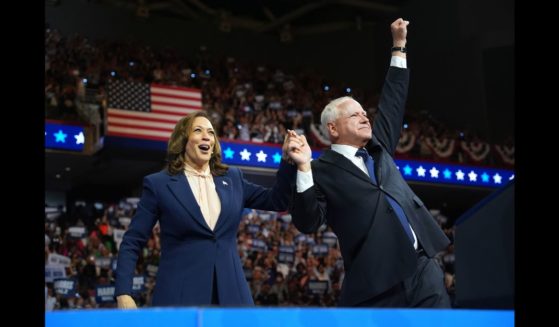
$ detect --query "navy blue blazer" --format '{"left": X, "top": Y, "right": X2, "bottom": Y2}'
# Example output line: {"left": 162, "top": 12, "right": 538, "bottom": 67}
{"left": 290, "top": 67, "right": 450, "bottom": 306}
{"left": 115, "top": 161, "right": 296, "bottom": 306}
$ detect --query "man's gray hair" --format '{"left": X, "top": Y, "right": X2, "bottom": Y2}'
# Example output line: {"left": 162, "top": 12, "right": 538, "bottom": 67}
{"left": 320, "top": 96, "right": 354, "bottom": 131}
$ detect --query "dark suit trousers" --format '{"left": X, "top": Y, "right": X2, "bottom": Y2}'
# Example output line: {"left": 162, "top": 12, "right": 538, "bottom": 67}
{"left": 356, "top": 251, "right": 451, "bottom": 308}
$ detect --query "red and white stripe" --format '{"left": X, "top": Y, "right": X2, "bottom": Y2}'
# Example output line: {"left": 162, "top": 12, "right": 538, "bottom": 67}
{"left": 107, "top": 83, "right": 202, "bottom": 141}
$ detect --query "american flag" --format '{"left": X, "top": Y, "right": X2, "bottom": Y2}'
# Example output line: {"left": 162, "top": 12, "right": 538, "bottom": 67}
{"left": 107, "top": 80, "right": 202, "bottom": 141}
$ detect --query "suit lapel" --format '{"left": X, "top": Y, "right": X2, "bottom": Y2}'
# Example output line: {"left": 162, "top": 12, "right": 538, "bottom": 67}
{"left": 167, "top": 173, "right": 211, "bottom": 231}
{"left": 212, "top": 175, "right": 233, "bottom": 232}
{"left": 320, "top": 150, "right": 374, "bottom": 185}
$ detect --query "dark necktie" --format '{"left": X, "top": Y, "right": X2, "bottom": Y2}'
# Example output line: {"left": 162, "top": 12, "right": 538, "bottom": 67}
{"left": 355, "top": 148, "right": 415, "bottom": 244}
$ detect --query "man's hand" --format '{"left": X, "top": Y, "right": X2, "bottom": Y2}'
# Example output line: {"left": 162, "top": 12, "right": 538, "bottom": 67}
{"left": 391, "top": 18, "right": 409, "bottom": 48}
{"left": 284, "top": 130, "right": 312, "bottom": 172}
{"left": 116, "top": 294, "right": 138, "bottom": 309}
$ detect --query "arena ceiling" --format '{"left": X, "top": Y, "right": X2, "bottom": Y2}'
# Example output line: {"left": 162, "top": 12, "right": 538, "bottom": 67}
{"left": 100, "top": 0, "right": 410, "bottom": 35}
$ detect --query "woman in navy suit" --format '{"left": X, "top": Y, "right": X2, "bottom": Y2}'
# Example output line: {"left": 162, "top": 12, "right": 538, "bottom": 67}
{"left": 115, "top": 111, "right": 297, "bottom": 307}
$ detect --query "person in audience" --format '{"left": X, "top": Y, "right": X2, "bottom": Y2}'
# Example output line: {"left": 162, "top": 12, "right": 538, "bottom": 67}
{"left": 286, "top": 18, "right": 451, "bottom": 308}
{"left": 115, "top": 111, "right": 298, "bottom": 308}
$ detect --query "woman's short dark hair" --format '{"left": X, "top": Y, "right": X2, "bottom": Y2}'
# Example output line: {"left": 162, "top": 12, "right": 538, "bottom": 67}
{"left": 166, "top": 111, "right": 228, "bottom": 176}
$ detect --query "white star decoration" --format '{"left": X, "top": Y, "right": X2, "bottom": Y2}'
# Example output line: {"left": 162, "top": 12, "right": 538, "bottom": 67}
{"left": 429, "top": 167, "right": 439, "bottom": 178}
{"left": 468, "top": 170, "right": 478, "bottom": 182}
{"left": 416, "top": 166, "right": 426, "bottom": 177}
{"left": 74, "top": 132, "right": 85, "bottom": 145}
{"left": 456, "top": 170, "right": 465, "bottom": 180}
{"left": 493, "top": 173, "right": 502, "bottom": 184}
{"left": 509, "top": 174, "right": 514, "bottom": 180}
{"left": 255, "top": 150, "right": 267, "bottom": 162}
{"left": 240, "top": 148, "right": 252, "bottom": 161}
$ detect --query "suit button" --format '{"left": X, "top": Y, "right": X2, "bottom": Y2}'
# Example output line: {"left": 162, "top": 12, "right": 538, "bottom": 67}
{"left": 212, "top": 235, "right": 217, "bottom": 241}
{"left": 379, "top": 185, "right": 384, "bottom": 190}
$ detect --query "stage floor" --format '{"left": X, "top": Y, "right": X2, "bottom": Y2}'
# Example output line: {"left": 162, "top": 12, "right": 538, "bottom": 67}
{"left": 46, "top": 307, "right": 514, "bottom": 327}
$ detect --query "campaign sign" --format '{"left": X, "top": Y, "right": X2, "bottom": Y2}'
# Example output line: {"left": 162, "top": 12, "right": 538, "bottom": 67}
{"left": 278, "top": 252, "right": 294, "bottom": 263}
{"left": 54, "top": 278, "right": 76, "bottom": 298}
{"left": 113, "top": 229, "right": 125, "bottom": 250}
{"left": 45, "top": 264, "right": 66, "bottom": 282}
{"left": 132, "top": 275, "right": 145, "bottom": 294}
{"left": 322, "top": 232, "right": 338, "bottom": 247}
{"left": 48, "top": 253, "right": 71, "bottom": 267}
{"left": 251, "top": 239, "right": 267, "bottom": 252}
{"left": 294, "top": 233, "right": 307, "bottom": 244}
{"left": 95, "top": 285, "right": 116, "bottom": 303}
{"left": 312, "top": 244, "right": 329, "bottom": 256}
{"left": 111, "top": 257, "right": 118, "bottom": 271}
{"left": 278, "top": 245, "right": 295, "bottom": 263}
{"left": 146, "top": 264, "right": 159, "bottom": 277}
{"left": 246, "top": 224, "right": 260, "bottom": 234}
{"left": 68, "top": 226, "right": 86, "bottom": 238}
{"left": 308, "top": 280, "right": 329, "bottom": 294}
{"left": 95, "top": 257, "right": 112, "bottom": 269}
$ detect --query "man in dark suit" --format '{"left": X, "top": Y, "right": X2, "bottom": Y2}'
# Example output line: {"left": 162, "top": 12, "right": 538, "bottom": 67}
{"left": 286, "top": 18, "right": 451, "bottom": 307}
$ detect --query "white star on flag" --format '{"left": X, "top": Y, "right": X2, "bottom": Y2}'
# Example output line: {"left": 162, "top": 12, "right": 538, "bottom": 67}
{"left": 429, "top": 167, "right": 439, "bottom": 178}
{"left": 456, "top": 170, "right": 465, "bottom": 180}
{"left": 416, "top": 166, "right": 426, "bottom": 177}
{"left": 74, "top": 132, "right": 85, "bottom": 145}
{"left": 240, "top": 148, "right": 252, "bottom": 161}
{"left": 493, "top": 173, "right": 502, "bottom": 184}
{"left": 468, "top": 170, "right": 478, "bottom": 182}
{"left": 509, "top": 174, "right": 514, "bottom": 180}
{"left": 256, "top": 150, "right": 267, "bottom": 162}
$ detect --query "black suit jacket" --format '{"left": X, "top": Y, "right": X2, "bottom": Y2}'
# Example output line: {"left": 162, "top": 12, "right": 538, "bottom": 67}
{"left": 290, "top": 67, "right": 450, "bottom": 306}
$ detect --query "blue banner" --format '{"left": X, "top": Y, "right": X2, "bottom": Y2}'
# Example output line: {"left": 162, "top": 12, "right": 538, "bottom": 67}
{"left": 394, "top": 159, "right": 514, "bottom": 188}
{"left": 104, "top": 136, "right": 514, "bottom": 189}
{"left": 220, "top": 141, "right": 320, "bottom": 169}
{"left": 45, "top": 122, "right": 85, "bottom": 152}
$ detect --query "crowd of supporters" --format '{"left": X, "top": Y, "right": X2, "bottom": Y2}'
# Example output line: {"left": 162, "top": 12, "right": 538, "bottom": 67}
{"left": 45, "top": 26, "right": 514, "bottom": 168}
{"left": 45, "top": 199, "right": 456, "bottom": 310}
